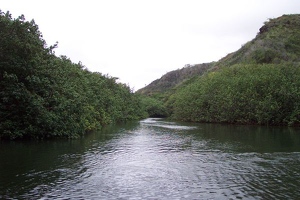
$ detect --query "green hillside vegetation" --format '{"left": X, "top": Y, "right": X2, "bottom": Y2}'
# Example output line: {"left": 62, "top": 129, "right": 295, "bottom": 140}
{"left": 136, "top": 63, "right": 215, "bottom": 118}
{"left": 0, "top": 11, "right": 146, "bottom": 140}
{"left": 216, "top": 14, "right": 300, "bottom": 67}
{"left": 137, "top": 63, "right": 214, "bottom": 95}
{"left": 172, "top": 63, "right": 300, "bottom": 125}
{"left": 140, "top": 14, "right": 300, "bottom": 126}
{"left": 140, "top": 96, "right": 169, "bottom": 118}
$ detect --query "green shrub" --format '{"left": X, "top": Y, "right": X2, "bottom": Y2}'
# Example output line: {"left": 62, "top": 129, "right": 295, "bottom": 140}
{"left": 172, "top": 63, "right": 300, "bottom": 126}
{"left": 0, "top": 11, "right": 145, "bottom": 140}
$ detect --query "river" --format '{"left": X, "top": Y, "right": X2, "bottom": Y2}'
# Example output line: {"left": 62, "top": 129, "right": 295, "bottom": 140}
{"left": 1, "top": 118, "right": 300, "bottom": 199}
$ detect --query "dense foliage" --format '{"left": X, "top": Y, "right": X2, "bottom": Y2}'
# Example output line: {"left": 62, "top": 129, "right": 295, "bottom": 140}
{"left": 0, "top": 11, "right": 146, "bottom": 140}
{"left": 140, "top": 96, "right": 168, "bottom": 117}
{"left": 171, "top": 64, "right": 300, "bottom": 126}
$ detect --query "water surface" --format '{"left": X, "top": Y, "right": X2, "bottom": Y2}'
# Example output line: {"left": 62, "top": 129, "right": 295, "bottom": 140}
{"left": 1, "top": 118, "right": 300, "bottom": 199}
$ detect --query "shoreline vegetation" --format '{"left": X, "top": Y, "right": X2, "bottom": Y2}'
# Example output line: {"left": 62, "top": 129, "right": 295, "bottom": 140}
{"left": 0, "top": 11, "right": 147, "bottom": 140}
{"left": 1, "top": 11, "right": 300, "bottom": 140}
{"left": 171, "top": 63, "right": 300, "bottom": 126}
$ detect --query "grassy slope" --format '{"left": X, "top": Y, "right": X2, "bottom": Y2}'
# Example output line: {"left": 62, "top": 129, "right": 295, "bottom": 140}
{"left": 216, "top": 14, "right": 300, "bottom": 67}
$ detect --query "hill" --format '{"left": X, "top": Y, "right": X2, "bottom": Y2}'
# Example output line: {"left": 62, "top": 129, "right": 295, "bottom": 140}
{"left": 138, "top": 14, "right": 300, "bottom": 126}
{"left": 138, "top": 14, "right": 300, "bottom": 95}
{"left": 137, "top": 63, "right": 214, "bottom": 95}
{"left": 215, "top": 14, "right": 300, "bottom": 67}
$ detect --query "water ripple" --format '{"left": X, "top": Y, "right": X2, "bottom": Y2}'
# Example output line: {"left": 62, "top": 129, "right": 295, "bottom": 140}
{"left": 1, "top": 118, "right": 300, "bottom": 199}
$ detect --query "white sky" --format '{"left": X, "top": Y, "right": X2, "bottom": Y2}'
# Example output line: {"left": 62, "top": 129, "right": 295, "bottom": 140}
{"left": 1, "top": 0, "right": 300, "bottom": 90}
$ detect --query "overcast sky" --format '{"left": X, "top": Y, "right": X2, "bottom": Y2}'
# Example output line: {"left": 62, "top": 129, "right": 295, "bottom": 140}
{"left": 1, "top": 0, "right": 300, "bottom": 90}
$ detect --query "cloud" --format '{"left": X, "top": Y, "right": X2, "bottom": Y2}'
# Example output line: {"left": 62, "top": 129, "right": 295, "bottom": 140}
{"left": 1, "top": 0, "right": 300, "bottom": 90}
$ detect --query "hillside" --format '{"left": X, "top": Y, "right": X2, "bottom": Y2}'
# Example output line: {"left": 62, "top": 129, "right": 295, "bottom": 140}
{"left": 216, "top": 14, "right": 300, "bottom": 67}
{"left": 137, "top": 62, "right": 214, "bottom": 95}
{"left": 138, "top": 14, "right": 300, "bottom": 126}
{"left": 138, "top": 14, "right": 300, "bottom": 95}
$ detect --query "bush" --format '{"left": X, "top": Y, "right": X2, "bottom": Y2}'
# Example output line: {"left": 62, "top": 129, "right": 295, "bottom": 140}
{"left": 140, "top": 96, "right": 168, "bottom": 117}
{"left": 0, "top": 11, "right": 145, "bottom": 140}
{"left": 172, "top": 63, "right": 300, "bottom": 126}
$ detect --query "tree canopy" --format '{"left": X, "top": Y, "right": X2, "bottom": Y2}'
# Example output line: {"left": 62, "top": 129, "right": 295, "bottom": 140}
{"left": 0, "top": 11, "right": 146, "bottom": 140}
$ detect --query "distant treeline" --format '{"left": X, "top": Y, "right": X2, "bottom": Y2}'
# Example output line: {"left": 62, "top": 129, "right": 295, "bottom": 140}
{"left": 0, "top": 11, "right": 147, "bottom": 140}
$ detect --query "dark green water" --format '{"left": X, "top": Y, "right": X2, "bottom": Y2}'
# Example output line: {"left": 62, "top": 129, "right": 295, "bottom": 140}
{"left": 1, "top": 118, "right": 300, "bottom": 199}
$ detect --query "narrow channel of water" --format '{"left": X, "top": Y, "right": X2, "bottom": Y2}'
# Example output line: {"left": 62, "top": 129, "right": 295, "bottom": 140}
{"left": 1, "top": 118, "right": 300, "bottom": 199}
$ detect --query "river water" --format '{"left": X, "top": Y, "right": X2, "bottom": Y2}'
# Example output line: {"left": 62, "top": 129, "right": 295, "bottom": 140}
{"left": 1, "top": 118, "right": 300, "bottom": 199}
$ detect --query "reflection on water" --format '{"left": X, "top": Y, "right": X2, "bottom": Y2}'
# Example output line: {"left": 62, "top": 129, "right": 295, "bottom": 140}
{"left": 141, "top": 118, "right": 197, "bottom": 130}
{"left": 1, "top": 118, "right": 300, "bottom": 199}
